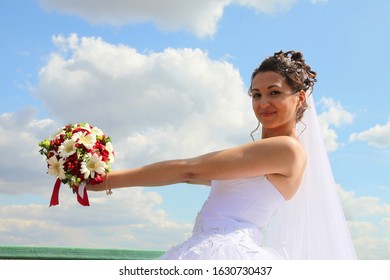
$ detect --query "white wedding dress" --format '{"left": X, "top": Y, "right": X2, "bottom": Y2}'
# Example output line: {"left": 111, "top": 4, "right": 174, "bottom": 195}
{"left": 160, "top": 175, "right": 287, "bottom": 260}
{"left": 160, "top": 95, "right": 356, "bottom": 260}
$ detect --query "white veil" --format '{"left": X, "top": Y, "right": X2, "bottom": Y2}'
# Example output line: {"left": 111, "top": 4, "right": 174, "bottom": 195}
{"left": 263, "top": 94, "right": 357, "bottom": 259}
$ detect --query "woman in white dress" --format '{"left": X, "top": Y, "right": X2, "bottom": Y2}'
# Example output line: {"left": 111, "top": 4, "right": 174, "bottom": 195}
{"left": 88, "top": 51, "right": 356, "bottom": 259}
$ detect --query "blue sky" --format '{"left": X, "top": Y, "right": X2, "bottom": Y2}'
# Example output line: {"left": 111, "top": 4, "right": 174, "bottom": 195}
{"left": 0, "top": 0, "right": 390, "bottom": 259}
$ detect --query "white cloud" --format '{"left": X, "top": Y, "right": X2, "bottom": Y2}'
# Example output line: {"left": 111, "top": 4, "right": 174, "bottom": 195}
{"left": 38, "top": 0, "right": 322, "bottom": 37}
{"left": 351, "top": 236, "right": 390, "bottom": 260}
{"left": 337, "top": 185, "right": 390, "bottom": 259}
{"left": 338, "top": 185, "right": 390, "bottom": 219}
{"left": 38, "top": 0, "right": 229, "bottom": 37}
{"left": 0, "top": 188, "right": 192, "bottom": 250}
{"left": 36, "top": 34, "right": 253, "bottom": 169}
{"left": 235, "top": 0, "right": 296, "bottom": 14}
{"left": 0, "top": 107, "right": 58, "bottom": 195}
{"left": 347, "top": 221, "right": 377, "bottom": 237}
{"left": 382, "top": 218, "right": 390, "bottom": 236}
{"left": 317, "top": 97, "right": 353, "bottom": 152}
{"left": 1, "top": 34, "right": 253, "bottom": 196}
{"left": 350, "top": 119, "right": 390, "bottom": 148}
{"left": 0, "top": 33, "right": 252, "bottom": 251}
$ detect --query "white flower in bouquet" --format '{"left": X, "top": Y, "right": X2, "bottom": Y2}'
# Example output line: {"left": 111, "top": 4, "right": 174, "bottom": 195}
{"left": 59, "top": 139, "right": 77, "bottom": 158}
{"left": 71, "top": 131, "right": 96, "bottom": 148}
{"left": 84, "top": 123, "right": 104, "bottom": 137}
{"left": 105, "top": 141, "right": 115, "bottom": 164}
{"left": 80, "top": 153, "right": 107, "bottom": 179}
{"left": 47, "top": 156, "right": 66, "bottom": 179}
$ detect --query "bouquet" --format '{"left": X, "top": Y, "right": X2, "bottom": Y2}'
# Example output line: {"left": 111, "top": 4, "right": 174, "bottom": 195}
{"left": 39, "top": 123, "right": 115, "bottom": 206}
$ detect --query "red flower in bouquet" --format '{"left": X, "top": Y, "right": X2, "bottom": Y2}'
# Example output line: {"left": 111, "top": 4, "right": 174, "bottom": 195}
{"left": 39, "top": 123, "right": 115, "bottom": 206}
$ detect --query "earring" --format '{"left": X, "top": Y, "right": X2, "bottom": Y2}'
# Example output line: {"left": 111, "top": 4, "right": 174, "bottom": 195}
{"left": 250, "top": 122, "right": 260, "bottom": 141}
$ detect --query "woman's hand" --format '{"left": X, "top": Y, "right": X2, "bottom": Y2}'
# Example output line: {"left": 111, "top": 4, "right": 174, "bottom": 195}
{"left": 86, "top": 174, "right": 107, "bottom": 192}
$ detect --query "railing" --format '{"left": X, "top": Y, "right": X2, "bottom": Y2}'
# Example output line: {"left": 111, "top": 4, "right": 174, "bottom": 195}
{"left": 0, "top": 245, "right": 164, "bottom": 260}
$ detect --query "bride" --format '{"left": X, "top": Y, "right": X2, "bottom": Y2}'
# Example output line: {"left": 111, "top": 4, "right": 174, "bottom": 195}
{"left": 87, "top": 50, "right": 357, "bottom": 259}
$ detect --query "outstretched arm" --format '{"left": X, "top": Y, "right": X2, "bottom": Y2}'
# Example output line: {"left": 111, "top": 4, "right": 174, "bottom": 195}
{"left": 87, "top": 136, "right": 305, "bottom": 193}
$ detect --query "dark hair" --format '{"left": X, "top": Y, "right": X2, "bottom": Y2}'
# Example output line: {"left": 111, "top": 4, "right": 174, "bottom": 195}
{"left": 249, "top": 50, "right": 317, "bottom": 122}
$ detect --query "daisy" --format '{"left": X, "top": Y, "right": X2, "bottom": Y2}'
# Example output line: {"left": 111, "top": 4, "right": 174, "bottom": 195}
{"left": 80, "top": 153, "right": 107, "bottom": 179}
{"left": 72, "top": 131, "right": 96, "bottom": 148}
{"left": 58, "top": 139, "right": 77, "bottom": 158}
{"left": 47, "top": 156, "right": 66, "bottom": 179}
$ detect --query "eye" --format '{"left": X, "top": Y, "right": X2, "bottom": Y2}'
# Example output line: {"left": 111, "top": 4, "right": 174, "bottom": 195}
{"left": 270, "top": 90, "right": 281, "bottom": 95}
{"left": 251, "top": 92, "right": 261, "bottom": 99}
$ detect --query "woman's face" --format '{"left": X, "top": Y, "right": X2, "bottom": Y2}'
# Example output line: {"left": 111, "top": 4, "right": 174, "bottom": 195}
{"left": 251, "top": 71, "right": 305, "bottom": 136}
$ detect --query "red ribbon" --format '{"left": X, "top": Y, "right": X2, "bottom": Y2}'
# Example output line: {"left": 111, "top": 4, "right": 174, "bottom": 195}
{"left": 49, "top": 178, "right": 61, "bottom": 207}
{"left": 75, "top": 184, "right": 90, "bottom": 206}
{"left": 49, "top": 178, "right": 90, "bottom": 207}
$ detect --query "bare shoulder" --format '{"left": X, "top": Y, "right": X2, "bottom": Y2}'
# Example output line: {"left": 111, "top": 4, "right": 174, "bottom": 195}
{"left": 263, "top": 136, "right": 307, "bottom": 200}
{"left": 262, "top": 135, "right": 304, "bottom": 150}
{"left": 259, "top": 136, "right": 306, "bottom": 164}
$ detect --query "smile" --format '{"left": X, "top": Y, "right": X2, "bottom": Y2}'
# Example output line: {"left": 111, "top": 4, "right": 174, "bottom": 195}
{"left": 260, "top": 111, "right": 276, "bottom": 117}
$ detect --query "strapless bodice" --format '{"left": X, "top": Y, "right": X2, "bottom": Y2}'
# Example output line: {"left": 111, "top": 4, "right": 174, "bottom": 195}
{"left": 196, "top": 175, "right": 286, "bottom": 230}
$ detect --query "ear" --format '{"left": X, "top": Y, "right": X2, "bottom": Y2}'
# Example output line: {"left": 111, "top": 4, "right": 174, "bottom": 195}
{"left": 297, "top": 90, "right": 306, "bottom": 107}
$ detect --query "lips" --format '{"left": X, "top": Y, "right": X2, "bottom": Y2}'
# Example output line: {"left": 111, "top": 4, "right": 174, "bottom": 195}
{"left": 260, "top": 111, "right": 276, "bottom": 117}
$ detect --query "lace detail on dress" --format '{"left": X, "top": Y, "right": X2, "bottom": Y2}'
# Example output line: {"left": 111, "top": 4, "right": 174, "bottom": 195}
{"left": 160, "top": 224, "right": 284, "bottom": 260}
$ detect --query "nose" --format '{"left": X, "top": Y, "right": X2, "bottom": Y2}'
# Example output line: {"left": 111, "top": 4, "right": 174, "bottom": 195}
{"left": 259, "top": 96, "right": 271, "bottom": 108}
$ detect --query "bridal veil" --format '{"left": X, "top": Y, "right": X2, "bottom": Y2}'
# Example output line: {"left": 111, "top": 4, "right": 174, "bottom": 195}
{"left": 263, "top": 94, "right": 357, "bottom": 259}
